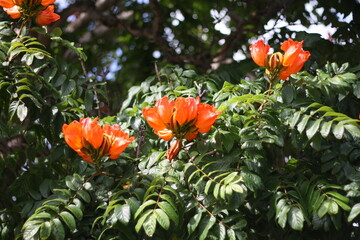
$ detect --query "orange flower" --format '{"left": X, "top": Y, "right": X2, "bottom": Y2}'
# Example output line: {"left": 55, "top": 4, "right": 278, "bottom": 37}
{"left": 3, "top": 5, "right": 20, "bottom": 18}
{"left": 249, "top": 38, "right": 310, "bottom": 81}
{"left": 102, "top": 124, "right": 135, "bottom": 159}
{"left": 279, "top": 39, "right": 311, "bottom": 80}
{"left": 143, "top": 96, "right": 221, "bottom": 160}
{"left": 62, "top": 117, "right": 134, "bottom": 164}
{"left": 80, "top": 117, "right": 103, "bottom": 149}
{"left": 0, "top": 0, "right": 16, "bottom": 8}
{"left": 36, "top": 5, "right": 60, "bottom": 26}
{"left": 195, "top": 104, "right": 221, "bottom": 133}
{"left": 0, "top": 0, "right": 60, "bottom": 25}
{"left": 249, "top": 39, "right": 270, "bottom": 67}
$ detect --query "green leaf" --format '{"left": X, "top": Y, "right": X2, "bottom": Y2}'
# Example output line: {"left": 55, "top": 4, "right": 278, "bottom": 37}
{"left": 213, "top": 183, "right": 220, "bottom": 199}
{"left": 187, "top": 211, "right": 202, "bottom": 234}
{"left": 61, "top": 79, "right": 76, "bottom": 96}
{"left": 135, "top": 209, "right": 152, "bottom": 233}
{"left": 65, "top": 205, "right": 83, "bottom": 221}
{"left": 9, "top": 101, "right": 20, "bottom": 120}
{"left": 282, "top": 85, "right": 294, "bottom": 103}
{"left": 347, "top": 203, "right": 360, "bottom": 222}
{"left": 23, "top": 223, "right": 41, "bottom": 240}
{"left": 65, "top": 176, "right": 79, "bottom": 191}
{"left": 204, "top": 180, "right": 213, "bottom": 195}
{"left": 51, "top": 218, "right": 65, "bottom": 240}
{"left": 328, "top": 200, "right": 339, "bottom": 215}
{"left": 290, "top": 111, "right": 301, "bottom": 128}
{"left": 241, "top": 171, "right": 263, "bottom": 191}
{"left": 159, "top": 194, "right": 177, "bottom": 211}
{"left": 199, "top": 216, "right": 216, "bottom": 240}
{"left": 227, "top": 229, "right": 236, "bottom": 240}
{"left": 218, "top": 223, "right": 226, "bottom": 240}
{"left": 77, "top": 190, "right": 91, "bottom": 203}
{"left": 221, "top": 131, "right": 234, "bottom": 152}
{"left": 344, "top": 124, "right": 360, "bottom": 138}
{"left": 306, "top": 119, "right": 321, "bottom": 140}
{"left": 333, "top": 123, "right": 345, "bottom": 140}
{"left": 332, "top": 198, "right": 351, "bottom": 212}
{"left": 320, "top": 121, "right": 333, "bottom": 138}
{"left": 85, "top": 90, "right": 94, "bottom": 112}
{"left": 154, "top": 208, "right": 170, "bottom": 230}
{"left": 158, "top": 201, "right": 179, "bottom": 225}
{"left": 39, "top": 221, "right": 52, "bottom": 239}
{"left": 277, "top": 204, "right": 290, "bottom": 228}
{"left": 59, "top": 211, "right": 76, "bottom": 232}
{"left": 230, "top": 184, "right": 243, "bottom": 193}
{"left": 143, "top": 212, "right": 157, "bottom": 237}
{"left": 318, "top": 200, "right": 330, "bottom": 218}
{"left": 114, "top": 204, "right": 131, "bottom": 225}
{"left": 326, "top": 191, "right": 349, "bottom": 203}
{"left": 134, "top": 200, "right": 156, "bottom": 219}
{"left": 288, "top": 207, "right": 304, "bottom": 231}
{"left": 297, "top": 115, "right": 310, "bottom": 134}
{"left": 223, "top": 172, "right": 239, "bottom": 185}
{"left": 220, "top": 186, "right": 226, "bottom": 200}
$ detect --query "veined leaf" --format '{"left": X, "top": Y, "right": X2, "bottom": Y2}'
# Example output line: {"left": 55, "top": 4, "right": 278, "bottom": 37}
{"left": 114, "top": 204, "right": 131, "bottom": 225}
{"left": 187, "top": 211, "right": 202, "bottom": 235}
{"left": 59, "top": 211, "right": 76, "bottom": 232}
{"left": 348, "top": 203, "right": 360, "bottom": 222}
{"left": 158, "top": 201, "right": 179, "bottom": 225}
{"left": 199, "top": 216, "right": 216, "bottom": 240}
{"left": 288, "top": 207, "right": 304, "bottom": 231}
{"left": 154, "top": 208, "right": 170, "bottom": 230}
{"left": 143, "top": 213, "right": 157, "bottom": 237}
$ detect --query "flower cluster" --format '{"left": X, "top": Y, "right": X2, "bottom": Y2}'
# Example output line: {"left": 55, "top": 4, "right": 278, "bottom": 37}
{"left": 142, "top": 96, "right": 221, "bottom": 160}
{"left": 250, "top": 38, "right": 311, "bottom": 82}
{"left": 62, "top": 118, "right": 134, "bottom": 164}
{"left": 0, "top": 0, "right": 60, "bottom": 25}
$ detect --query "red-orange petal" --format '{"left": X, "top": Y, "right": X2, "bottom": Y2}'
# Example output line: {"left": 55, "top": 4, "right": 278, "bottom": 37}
{"left": 103, "top": 124, "right": 135, "bottom": 159}
{"left": 249, "top": 39, "right": 270, "bottom": 67}
{"left": 142, "top": 107, "right": 168, "bottom": 131}
{"left": 3, "top": 6, "right": 21, "bottom": 19}
{"left": 174, "top": 97, "right": 199, "bottom": 125}
{"left": 81, "top": 118, "right": 104, "bottom": 149}
{"left": 36, "top": 5, "right": 60, "bottom": 26}
{"left": 155, "top": 129, "right": 173, "bottom": 141}
{"left": 62, "top": 121, "right": 83, "bottom": 151}
{"left": 0, "top": 0, "right": 15, "bottom": 8}
{"left": 173, "top": 97, "right": 187, "bottom": 125}
{"left": 280, "top": 50, "right": 311, "bottom": 80}
{"left": 155, "top": 96, "right": 175, "bottom": 125}
{"left": 76, "top": 150, "right": 92, "bottom": 163}
{"left": 281, "top": 38, "right": 304, "bottom": 67}
{"left": 195, "top": 103, "right": 221, "bottom": 133}
{"left": 185, "top": 131, "right": 198, "bottom": 141}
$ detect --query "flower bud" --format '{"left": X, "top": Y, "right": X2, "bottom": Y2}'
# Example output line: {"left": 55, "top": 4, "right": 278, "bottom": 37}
{"left": 166, "top": 139, "right": 182, "bottom": 162}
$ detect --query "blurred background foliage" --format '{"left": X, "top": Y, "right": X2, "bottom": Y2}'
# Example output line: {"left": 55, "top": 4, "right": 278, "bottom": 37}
{"left": 0, "top": 0, "right": 360, "bottom": 239}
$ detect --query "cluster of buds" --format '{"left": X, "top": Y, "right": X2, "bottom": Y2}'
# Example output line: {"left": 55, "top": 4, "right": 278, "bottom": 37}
{"left": 0, "top": 0, "right": 60, "bottom": 25}
{"left": 62, "top": 118, "right": 134, "bottom": 167}
{"left": 250, "top": 38, "right": 311, "bottom": 84}
{"left": 142, "top": 96, "right": 221, "bottom": 161}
